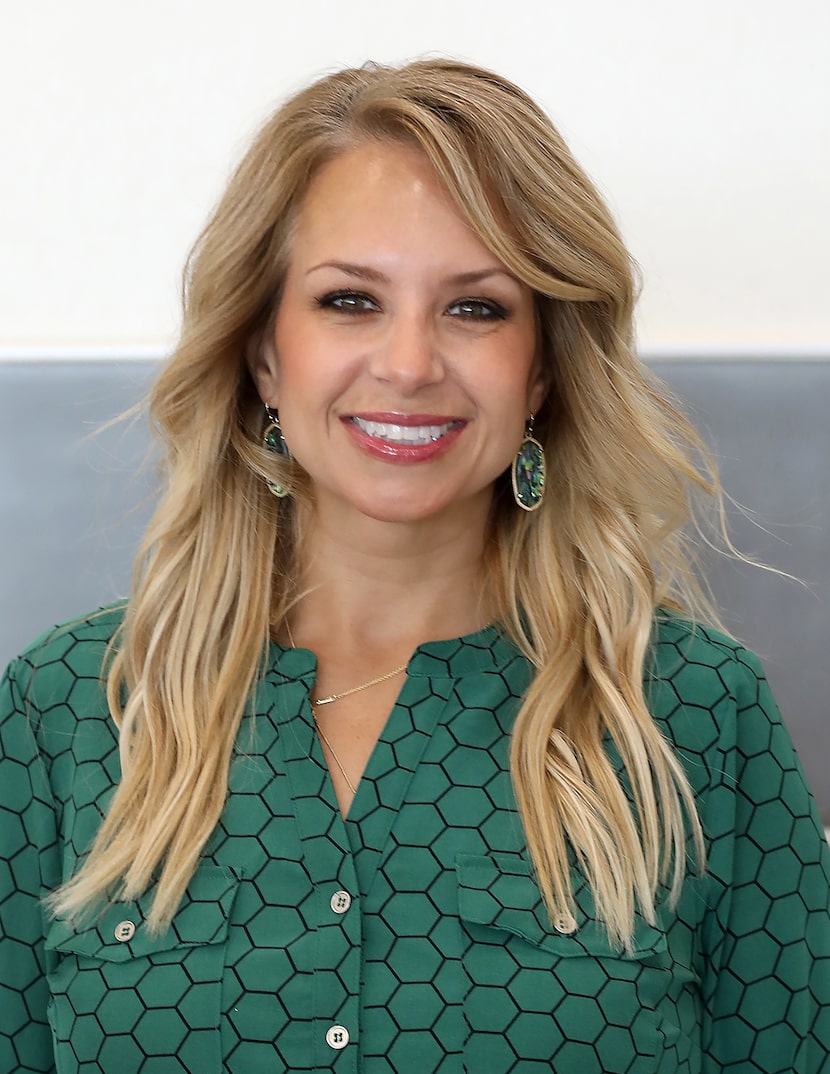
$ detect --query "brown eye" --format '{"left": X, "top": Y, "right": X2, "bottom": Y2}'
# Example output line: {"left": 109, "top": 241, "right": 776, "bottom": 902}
{"left": 448, "top": 298, "right": 507, "bottom": 320}
{"left": 317, "top": 290, "right": 380, "bottom": 314}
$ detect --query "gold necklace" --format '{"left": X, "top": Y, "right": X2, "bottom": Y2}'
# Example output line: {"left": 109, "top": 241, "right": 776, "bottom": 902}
{"left": 312, "top": 663, "right": 408, "bottom": 706}
{"left": 283, "top": 622, "right": 408, "bottom": 707}
{"left": 283, "top": 621, "right": 408, "bottom": 795}
{"left": 313, "top": 719, "right": 357, "bottom": 795}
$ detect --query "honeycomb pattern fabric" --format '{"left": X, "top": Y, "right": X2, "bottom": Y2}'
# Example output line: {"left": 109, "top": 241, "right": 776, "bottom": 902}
{"left": 1, "top": 605, "right": 829, "bottom": 1073}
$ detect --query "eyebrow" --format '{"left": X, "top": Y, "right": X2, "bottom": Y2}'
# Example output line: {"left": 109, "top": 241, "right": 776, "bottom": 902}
{"left": 305, "top": 260, "right": 518, "bottom": 287}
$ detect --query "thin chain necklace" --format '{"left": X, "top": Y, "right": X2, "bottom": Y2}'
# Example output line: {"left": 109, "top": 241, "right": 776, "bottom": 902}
{"left": 314, "top": 721, "right": 357, "bottom": 795}
{"left": 283, "top": 622, "right": 408, "bottom": 706}
{"left": 284, "top": 622, "right": 408, "bottom": 795}
{"left": 312, "top": 661, "right": 408, "bottom": 706}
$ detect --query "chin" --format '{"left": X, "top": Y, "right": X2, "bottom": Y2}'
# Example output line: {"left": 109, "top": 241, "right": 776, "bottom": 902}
{"left": 353, "top": 488, "right": 493, "bottom": 529}
{"left": 357, "top": 501, "right": 451, "bottom": 526}
{"left": 310, "top": 474, "right": 496, "bottom": 529}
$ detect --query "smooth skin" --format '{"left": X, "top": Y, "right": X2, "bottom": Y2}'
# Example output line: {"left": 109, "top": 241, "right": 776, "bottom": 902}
{"left": 251, "top": 141, "right": 544, "bottom": 814}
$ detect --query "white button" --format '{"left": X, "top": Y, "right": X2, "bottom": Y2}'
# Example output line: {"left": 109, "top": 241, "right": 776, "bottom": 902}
{"left": 325, "top": 1025, "right": 350, "bottom": 1050}
{"left": 330, "top": 890, "right": 352, "bottom": 914}
{"left": 554, "top": 912, "right": 577, "bottom": 934}
{"left": 114, "top": 920, "right": 136, "bottom": 942}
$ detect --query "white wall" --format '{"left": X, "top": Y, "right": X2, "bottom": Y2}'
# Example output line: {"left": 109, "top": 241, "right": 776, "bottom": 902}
{"left": 1, "top": 0, "right": 828, "bottom": 357}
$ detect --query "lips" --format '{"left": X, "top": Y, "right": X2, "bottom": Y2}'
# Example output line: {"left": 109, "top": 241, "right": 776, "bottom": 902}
{"left": 342, "top": 413, "right": 466, "bottom": 462}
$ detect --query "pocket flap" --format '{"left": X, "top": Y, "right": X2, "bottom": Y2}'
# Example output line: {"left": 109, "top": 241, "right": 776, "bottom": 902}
{"left": 456, "top": 853, "right": 665, "bottom": 960}
{"left": 45, "top": 864, "right": 240, "bottom": 962}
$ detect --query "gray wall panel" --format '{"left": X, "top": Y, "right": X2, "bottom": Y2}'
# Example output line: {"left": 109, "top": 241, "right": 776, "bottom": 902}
{"left": 0, "top": 361, "right": 158, "bottom": 663}
{"left": 651, "top": 360, "right": 830, "bottom": 819}
{"left": 1, "top": 358, "right": 827, "bottom": 816}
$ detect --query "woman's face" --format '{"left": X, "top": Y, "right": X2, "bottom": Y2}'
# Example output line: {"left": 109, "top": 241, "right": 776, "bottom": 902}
{"left": 257, "top": 140, "right": 544, "bottom": 529}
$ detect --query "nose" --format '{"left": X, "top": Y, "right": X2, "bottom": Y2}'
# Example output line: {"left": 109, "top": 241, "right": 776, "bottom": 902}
{"left": 368, "top": 311, "right": 445, "bottom": 394}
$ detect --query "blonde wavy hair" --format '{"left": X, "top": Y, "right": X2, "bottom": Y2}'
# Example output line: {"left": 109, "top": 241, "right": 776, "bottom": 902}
{"left": 49, "top": 58, "right": 713, "bottom": 947}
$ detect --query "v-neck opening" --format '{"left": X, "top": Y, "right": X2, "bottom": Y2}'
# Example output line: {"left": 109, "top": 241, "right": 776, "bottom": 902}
{"left": 264, "top": 622, "right": 522, "bottom": 899}
{"left": 339, "top": 670, "right": 455, "bottom": 898}
{"left": 322, "top": 672, "right": 413, "bottom": 825}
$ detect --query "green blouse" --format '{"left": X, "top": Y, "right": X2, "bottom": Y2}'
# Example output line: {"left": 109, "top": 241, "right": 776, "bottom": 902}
{"left": 1, "top": 606, "right": 828, "bottom": 1073}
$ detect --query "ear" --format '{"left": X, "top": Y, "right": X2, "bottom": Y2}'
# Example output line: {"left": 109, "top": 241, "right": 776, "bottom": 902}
{"left": 246, "top": 335, "right": 280, "bottom": 408}
{"left": 527, "top": 357, "right": 547, "bottom": 415}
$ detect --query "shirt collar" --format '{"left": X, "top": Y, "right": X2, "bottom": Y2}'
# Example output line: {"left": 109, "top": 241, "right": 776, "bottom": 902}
{"left": 266, "top": 622, "right": 522, "bottom": 681}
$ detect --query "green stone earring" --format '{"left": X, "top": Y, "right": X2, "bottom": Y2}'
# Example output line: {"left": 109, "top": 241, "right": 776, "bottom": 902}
{"left": 263, "top": 405, "right": 291, "bottom": 498}
{"left": 512, "top": 415, "right": 546, "bottom": 512}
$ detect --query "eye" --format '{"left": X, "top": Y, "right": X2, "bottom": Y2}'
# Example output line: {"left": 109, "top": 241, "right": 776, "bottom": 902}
{"left": 447, "top": 298, "right": 508, "bottom": 321}
{"left": 316, "top": 289, "right": 380, "bottom": 314}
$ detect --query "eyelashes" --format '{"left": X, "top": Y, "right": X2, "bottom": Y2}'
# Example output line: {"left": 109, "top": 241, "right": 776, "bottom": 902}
{"left": 315, "top": 289, "right": 509, "bottom": 321}
{"left": 316, "top": 289, "right": 379, "bottom": 314}
{"left": 447, "top": 298, "right": 508, "bottom": 321}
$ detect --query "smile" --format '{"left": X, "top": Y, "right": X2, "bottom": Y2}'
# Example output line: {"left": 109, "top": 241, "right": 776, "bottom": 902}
{"left": 351, "top": 418, "right": 461, "bottom": 444}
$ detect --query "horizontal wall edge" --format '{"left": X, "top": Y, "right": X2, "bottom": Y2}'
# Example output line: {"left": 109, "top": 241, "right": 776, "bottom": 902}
{"left": 0, "top": 344, "right": 828, "bottom": 363}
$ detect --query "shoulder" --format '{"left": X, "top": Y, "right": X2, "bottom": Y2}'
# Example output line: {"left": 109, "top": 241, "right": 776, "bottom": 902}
{"left": 22, "top": 601, "right": 125, "bottom": 650}
{"left": 8, "top": 602, "right": 126, "bottom": 688}
{"left": 649, "top": 610, "right": 767, "bottom": 701}
{"left": 1, "top": 603, "right": 126, "bottom": 740}
{"left": 1, "top": 606, "right": 126, "bottom": 856}
{"left": 647, "top": 610, "right": 792, "bottom": 789}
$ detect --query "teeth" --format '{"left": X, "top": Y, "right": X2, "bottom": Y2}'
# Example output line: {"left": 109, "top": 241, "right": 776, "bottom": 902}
{"left": 354, "top": 418, "right": 456, "bottom": 444}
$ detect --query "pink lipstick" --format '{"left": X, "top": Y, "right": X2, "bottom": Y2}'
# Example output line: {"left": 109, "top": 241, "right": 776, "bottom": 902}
{"left": 342, "top": 413, "right": 466, "bottom": 462}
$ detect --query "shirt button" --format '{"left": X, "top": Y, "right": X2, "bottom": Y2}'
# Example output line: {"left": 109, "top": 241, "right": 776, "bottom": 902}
{"left": 554, "top": 912, "right": 577, "bottom": 934}
{"left": 325, "top": 1025, "right": 350, "bottom": 1050}
{"left": 114, "top": 920, "right": 136, "bottom": 942}
{"left": 330, "top": 890, "right": 352, "bottom": 914}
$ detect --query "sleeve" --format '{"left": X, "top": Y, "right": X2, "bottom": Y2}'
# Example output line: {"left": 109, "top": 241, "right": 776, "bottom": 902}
{"left": 700, "top": 645, "right": 830, "bottom": 1073}
{"left": 0, "top": 660, "right": 58, "bottom": 1074}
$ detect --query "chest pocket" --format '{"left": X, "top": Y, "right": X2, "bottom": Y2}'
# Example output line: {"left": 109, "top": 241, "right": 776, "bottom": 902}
{"left": 44, "top": 864, "right": 240, "bottom": 1074}
{"left": 457, "top": 853, "right": 669, "bottom": 1074}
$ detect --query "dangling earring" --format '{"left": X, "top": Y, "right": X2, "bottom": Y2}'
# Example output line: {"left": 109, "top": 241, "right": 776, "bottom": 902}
{"left": 512, "top": 414, "right": 546, "bottom": 512}
{"left": 262, "top": 405, "right": 291, "bottom": 498}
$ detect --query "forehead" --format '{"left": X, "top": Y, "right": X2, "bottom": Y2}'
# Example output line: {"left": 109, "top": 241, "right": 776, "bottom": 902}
{"left": 302, "top": 139, "right": 449, "bottom": 209}
{"left": 287, "top": 140, "right": 491, "bottom": 264}
{"left": 298, "top": 142, "right": 472, "bottom": 237}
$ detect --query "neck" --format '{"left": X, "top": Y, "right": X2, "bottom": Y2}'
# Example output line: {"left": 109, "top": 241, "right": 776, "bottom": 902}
{"left": 289, "top": 502, "right": 494, "bottom": 653}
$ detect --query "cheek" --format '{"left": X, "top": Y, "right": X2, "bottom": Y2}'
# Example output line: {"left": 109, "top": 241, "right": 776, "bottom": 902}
{"left": 272, "top": 306, "right": 304, "bottom": 373}
{"left": 271, "top": 326, "right": 321, "bottom": 407}
{"left": 484, "top": 351, "right": 540, "bottom": 417}
{"left": 275, "top": 312, "right": 358, "bottom": 391}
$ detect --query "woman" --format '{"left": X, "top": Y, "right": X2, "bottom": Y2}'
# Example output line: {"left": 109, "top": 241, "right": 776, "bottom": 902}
{"left": 1, "top": 59, "right": 827, "bottom": 1074}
